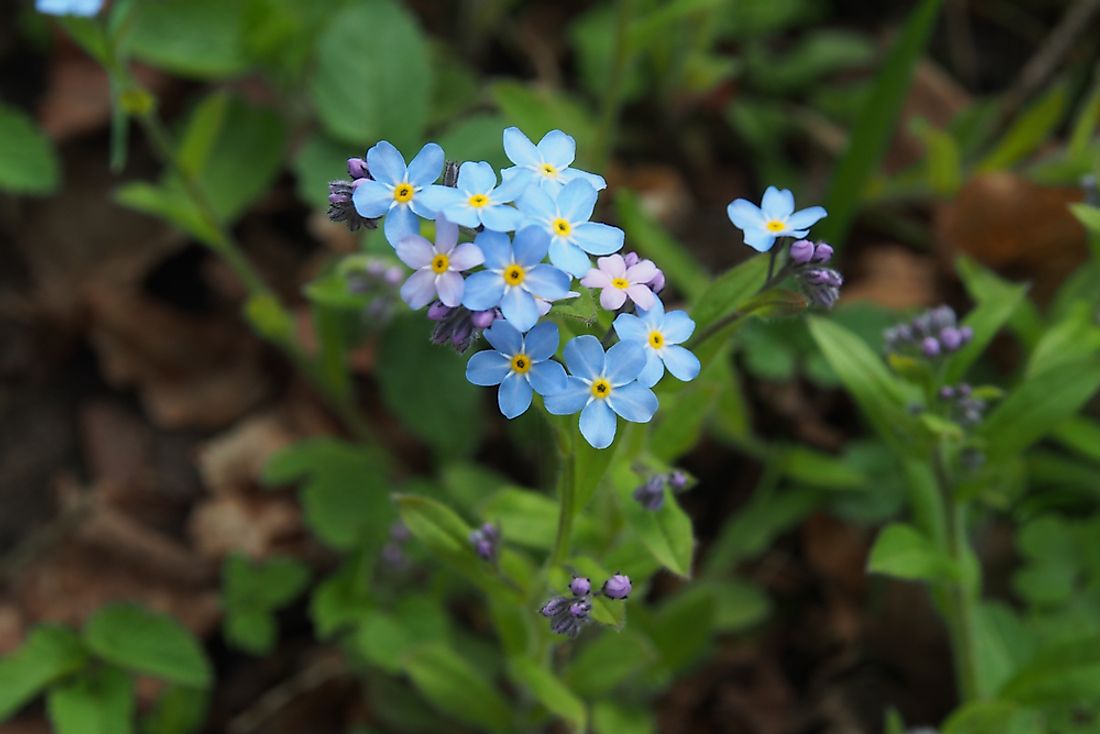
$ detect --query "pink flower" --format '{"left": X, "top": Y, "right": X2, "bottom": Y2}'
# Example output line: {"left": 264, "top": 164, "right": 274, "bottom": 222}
{"left": 580, "top": 254, "right": 659, "bottom": 311}
{"left": 395, "top": 215, "right": 484, "bottom": 308}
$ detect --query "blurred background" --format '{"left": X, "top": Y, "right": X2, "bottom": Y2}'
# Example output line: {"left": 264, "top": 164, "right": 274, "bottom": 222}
{"left": 1, "top": 0, "right": 1098, "bottom": 732}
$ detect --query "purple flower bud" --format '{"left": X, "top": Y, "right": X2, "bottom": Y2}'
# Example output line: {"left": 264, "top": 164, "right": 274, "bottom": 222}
{"left": 347, "top": 157, "right": 370, "bottom": 180}
{"left": 959, "top": 325, "right": 974, "bottom": 344}
{"left": 327, "top": 180, "right": 378, "bottom": 232}
{"left": 602, "top": 573, "right": 632, "bottom": 600}
{"left": 469, "top": 524, "right": 499, "bottom": 562}
{"left": 896, "top": 324, "right": 915, "bottom": 343}
{"left": 427, "top": 301, "right": 453, "bottom": 321}
{"left": 381, "top": 543, "right": 406, "bottom": 569}
{"left": 648, "top": 269, "right": 666, "bottom": 294}
{"left": 450, "top": 319, "right": 474, "bottom": 350}
{"left": 939, "top": 386, "right": 956, "bottom": 400}
{"left": 329, "top": 191, "right": 351, "bottom": 205}
{"left": 622, "top": 251, "right": 640, "bottom": 268}
{"left": 442, "top": 161, "right": 460, "bottom": 187}
{"left": 921, "top": 337, "right": 941, "bottom": 357}
{"left": 931, "top": 306, "right": 957, "bottom": 331}
{"left": 470, "top": 309, "right": 497, "bottom": 329}
{"left": 939, "top": 326, "right": 962, "bottom": 351}
{"left": 480, "top": 522, "right": 500, "bottom": 542}
{"left": 957, "top": 383, "right": 971, "bottom": 397}
{"left": 668, "top": 469, "right": 690, "bottom": 492}
{"left": 551, "top": 615, "right": 582, "bottom": 637}
{"left": 632, "top": 475, "right": 665, "bottom": 511}
{"left": 569, "top": 601, "right": 592, "bottom": 618}
{"left": 789, "top": 239, "right": 815, "bottom": 264}
{"left": 569, "top": 576, "right": 592, "bottom": 596}
{"left": 811, "top": 243, "right": 834, "bottom": 263}
{"left": 540, "top": 596, "right": 570, "bottom": 617}
{"left": 389, "top": 521, "right": 411, "bottom": 543}
{"left": 383, "top": 266, "right": 405, "bottom": 286}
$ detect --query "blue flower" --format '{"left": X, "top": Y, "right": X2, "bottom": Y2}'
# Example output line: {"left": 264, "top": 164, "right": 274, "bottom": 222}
{"left": 422, "top": 161, "right": 527, "bottom": 232}
{"left": 36, "top": 0, "right": 102, "bottom": 15}
{"left": 613, "top": 296, "right": 700, "bottom": 387}
{"left": 517, "top": 179, "right": 624, "bottom": 277}
{"left": 465, "top": 321, "right": 568, "bottom": 418}
{"left": 461, "top": 227, "right": 572, "bottom": 332}
{"left": 545, "top": 336, "right": 658, "bottom": 449}
{"left": 726, "top": 186, "right": 827, "bottom": 252}
{"left": 501, "top": 127, "right": 606, "bottom": 194}
{"left": 352, "top": 141, "right": 450, "bottom": 247}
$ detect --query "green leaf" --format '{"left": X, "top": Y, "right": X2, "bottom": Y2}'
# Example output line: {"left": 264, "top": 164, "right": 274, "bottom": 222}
{"left": 83, "top": 604, "right": 212, "bottom": 688}
{"left": 817, "top": 0, "right": 943, "bottom": 245}
{"left": 140, "top": 685, "right": 207, "bottom": 734}
{"left": 176, "top": 92, "right": 229, "bottom": 177}
{"left": 1071, "top": 202, "right": 1100, "bottom": 236}
{"left": 508, "top": 658, "right": 586, "bottom": 733}
{"left": 223, "top": 607, "right": 275, "bottom": 656}
{"left": 944, "top": 257, "right": 1029, "bottom": 383}
{"left": 47, "top": 666, "right": 134, "bottom": 734}
{"left": 481, "top": 488, "right": 558, "bottom": 550}
{"left": 592, "top": 701, "right": 657, "bottom": 734}
{"left": 292, "top": 133, "right": 354, "bottom": 209}
{"left": 436, "top": 114, "right": 510, "bottom": 171}
{"left": 310, "top": 559, "right": 371, "bottom": 640}
{"left": 867, "top": 523, "right": 956, "bottom": 583}
{"left": 979, "top": 84, "right": 1068, "bottom": 171}
{"left": 1052, "top": 415, "right": 1100, "bottom": 464}
{"left": 222, "top": 554, "right": 309, "bottom": 654}
{"left": 646, "top": 584, "right": 717, "bottom": 673}
{"left": 998, "top": 636, "right": 1100, "bottom": 705}
{"left": 0, "top": 104, "right": 59, "bottom": 195}
{"left": 354, "top": 595, "right": 449, "bottom": 674}
{"left": 490, "top": 82, "right": 598, "bottom": 162}
{"left": 309, "top": 0, "right": 432, "bottom": 150}
{"left": 402, "top": 643, "right": 511, "bottom": 733}
{"left": 615, "top": 190, "right": 709, "bottom": 298}
{"left": 564, "top": 630, "right": 658, "bottom": 697}
{"left": 612, "top": 461, "right": 694, "bottom": 577}
{"left": 1025, "top": 303, "right": 1100, "bottom": 378}
{"left": 691, "top": 255, "right": 769, "bottom": 332}
{"left": 745, "top": 29, "right": 875, "bottom": 92}
{"left": 130, "top": 0, "right": 249, "bottom": 78}
{"left": 708, "top": 579, "right": 771, "bottom": 632}
{"left": 942, "top": 700, "right": 1040, "bottom": 734}
{"left": 0, "top": 624, "right": 86, "bottom": 719}
{"left": 777, "top": 445, "right": 866, "bottom": 490}
{"left": 263, "top": 438, "right": 391, "bottom": 550}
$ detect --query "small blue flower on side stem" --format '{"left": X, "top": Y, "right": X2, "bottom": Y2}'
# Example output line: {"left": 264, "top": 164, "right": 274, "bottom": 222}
{"left": 613, "top": 297, "right": 700, "bottom": 387}
{"left": 501, "top": 127, "right": 606, "bottom": 193}
{"left": 726, "top": 186, "right": 827, "bottom": 252}
{"left": 465, "top": 320, "right": 568, "bottom": 419}
{"left": 352, "top": 141, "right": 449, "bottom": 246}
{"left": 461, "top": 227, "right": 571, "bottom": 332}
{"left": 545, "top": 336, "right": 657, "bottom": 449}
{"left": 517, "top": 180, "right": 624, "bottom": 277}
{"left": 422, "top": 161, "right": 527, "bottom": 232}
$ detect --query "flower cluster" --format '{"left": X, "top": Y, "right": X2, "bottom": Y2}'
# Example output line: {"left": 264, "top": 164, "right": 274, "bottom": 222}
{"left": 938, "top": 384, "right": 988, "bottom": 426}
{"left": 469, "top": 522, "right": 501, "bottom": 562}
{"left": 632, "top": 467, "right": 692, "bottom": 511}
{"left": 885, "top": 306, "right": 974, "bottom": 358}
{"left": 539, "top": 573, "right": 631, "bottom": 638}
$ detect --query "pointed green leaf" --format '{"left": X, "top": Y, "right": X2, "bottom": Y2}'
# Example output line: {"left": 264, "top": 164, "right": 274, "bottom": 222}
{"left": 83, "top": 604, "right": 212, "bottom": 688}
{"left": 508, "top": 658, "right": 586, "bottom": 733}
{"left": 47, "top": 666, "right": 134, "bottom": 734}
{"left": 402, "top": 643, "right": 511, "bottom": 733}
{"left": 0, "top": 624, "right": 86, "bottom": 719}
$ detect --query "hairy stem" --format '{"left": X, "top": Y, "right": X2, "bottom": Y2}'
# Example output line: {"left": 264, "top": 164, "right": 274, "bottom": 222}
{"left": 548, "top": 432, "right": 577, "bottom": 569}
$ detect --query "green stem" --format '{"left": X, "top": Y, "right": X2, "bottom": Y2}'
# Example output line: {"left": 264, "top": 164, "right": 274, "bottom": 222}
{"left": 548, "top": 435, "right": 577, "bottom": 570}
{"left": 593, "top": 0, "right": 634, "bottom": 170}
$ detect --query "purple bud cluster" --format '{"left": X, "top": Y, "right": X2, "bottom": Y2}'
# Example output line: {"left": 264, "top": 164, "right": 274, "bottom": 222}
{"left": 381, "top": 521, "right": 412, "bottom": 570}
{"left": 539, "top": 572, "right": 632, "bottom": 638}
{"left": 631, "top": 468, "right": 694, "bottom": 511}
{"left": 938, "top": 383, "right": 987, "bottom": 426}
{"left": 344, "top": 257, "right": 405, "bottom": 323}
{"left": 788, "top": 240, "right": 843, "bottom": 309}
{"left": 427, "top": 303, "right": 500, "bottom": 353}
{"left": 884, "top": 306, "right": 973, "bottom": 358}
{"left": 327, "top": 158, "right": 381, "bottom": 232}
{"left": 622, "top": 251, "right": 666, "bottom": 294}
{"left": 469, "top": 522, "right": 500, "bottom": 562}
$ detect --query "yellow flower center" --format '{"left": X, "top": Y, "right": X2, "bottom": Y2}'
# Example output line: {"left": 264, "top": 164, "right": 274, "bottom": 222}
{"left": 504, "top": 264, "right": 526, "bottom": 286}
{"left": 765, "top": 219, "right": 786, "bottom": 233}
{"left": 648, "top": 330, "right": 665, "bottom": 349}
{"left": 468, "top": 193, "right": 489, "bottom": 208}
{"left": 431, "top": 253, "right": 449, "bottom": 274}
{"left": 552, "top": 218, "right": 572, "bottom": 237}
{"left": 393, "top": 183, "right": 414, "bottom": 203}
{"left": 611, "top": 277, "right": 630, "bottom": 290}
{"left": 540, "top": 163, "right": 559, "bottom": 178}
{"left": 590, "top": 378, "right": 612, "bottom": 399}
{"left": 511, "top": 354, "right": 532, "bottom": 374}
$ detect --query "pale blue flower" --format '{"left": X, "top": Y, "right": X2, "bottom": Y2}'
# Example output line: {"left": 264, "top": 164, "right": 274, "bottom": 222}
{"left": 517, "top": 179, "right": 624, "bottom": 277}
{"left": 726, "top": 186, "right": 827, "bottom": 252}
{"left": 422, "top": 161, "right": 527, "bottom": 232}
{"left": 613, "top": 296, "right": 700, "bottom": 387}
{"left": 544, "top": 336, "right": 657, "bottom": 449}
{"left": 36, "top": 0, "right": 102, "bottom": 15}
{"left": 461, "top": 227, "right": 571, "bottom": 332}
{"left": 501, "top": 127, "right": 606, "bottom": 194}
{"left": 465, "top": 321, "right": 567, "bottom": 419}
{"left": 352, "top": 141, "right": 450, "bottom": 247}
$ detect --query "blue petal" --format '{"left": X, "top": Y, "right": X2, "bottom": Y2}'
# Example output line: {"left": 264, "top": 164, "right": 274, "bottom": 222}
{"left": 537, "top": 130, "right": 576, "bottom": 168}
{"left": 726, "top": 199, "right": 765, "bottom": 230}
{"left": 607, "top": 382, "right": 658, "bottom": 423}
{"left": 458, "top": 160, "right": 497, "bottom": 193}
{"left": 512, "top": 226, "right": 550, "bottom": 266}
{"left": 548, "top": 239, "right": 591, "bottom": 277}
{"left": 760, "top": 186, "right": 795, "bottom": 220}
{"left": 559, "top": 168, "right": 607, "bottom": 191}
{"left": 503, "top": 126, "right": 539, "bottom": 167}
{"left": 406, "top": 143, "right": 443, "bottom": 187}
{"left": 563, "top": 335, "right": 605, "bottom": 381}
{"left": 637, "top": 351, "right": 665, "bottom": 387}
{"left": 441, "top": 202, "right": 482, "bottom": 229}
{"left": 501, "top": 287, "right": 539, "bottom": 332}
{"left": 478, "top": 204, "right": 523, "bottom": 232}
{"left": 661, "top": 310, "right": 695, "bottom": 344}
{"left": 415, "top": 185, "right": 463, "bottom": 217}
{"left": 516, "top": 187, "right": 557, "bottom": 222}
{"left": 383, "top": 205, "right": 419, "bottom": 246}
{"left": 528, "top": 359, "right": 567, "bottom": 396}
{"left": 579, "top": 399, "right": 617, "bottom": 449}
{"left": 556, "top": 179, "right": 598, "bottom": 223}
{"left": 786, "top": 206, "right": 827, "bottom": 231}
{"left": 605, "top": 340, "right": 646, "bottom": 385}
{"left": 523, "top": 321, "right": 559, "bottom": 361}
{"left": 637, "top": 295, "right": 664, "bottom": 323}
{"left": 743, "top": 229, "right": 776, "bottom": 253}
{"left": 523, "top": 265, "right": 571, "bottom": 300}
{"left": 352, "top": 179, "right": 393, "bottom": 218}
{"left": 483, "top": 319, "right": 523, "bottom": 355}
{"left": 462, "top": 270, "right": 506, "bottom": 311}
{"left": 572, "top": 222, "right": 624, "bottom": 256}
{"left": 466, "top": 350, "right": 510, "bottom": 386}
{"left": 544, "top": 377, "right": 590, "bottom": 415}
{"left": 366, "top": 141, "right": 406, "bottom": 185}
{"left": 613, "top": 313, "right": 648, "bottom": 342}
{"left": 492, "top": 173, "right": 529, "bottom": 203}
{"left": 498, "top": 373, "right": 533, "bottom": 419}
{"left": 662, "top": 345, "right": 701, "bottom": 382}
{"left": 475, "top": 230, "right": 512, "bottom": 271}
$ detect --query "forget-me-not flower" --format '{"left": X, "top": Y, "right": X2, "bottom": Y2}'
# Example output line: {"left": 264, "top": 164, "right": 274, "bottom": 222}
{"left": 517, "top": 179, "right": 624, "bottom": 277}
{"left": 461, "top": 227, "right": 571, "bottom": 332}
{"left": 726, "top": 186, "right": 827, "bottom": 252}
{"left": 465, "top": 321, "right": 568, "bottom": 418}
{"left": 545, "top": 336, "right": 657, "bottom": 449}
{"left": 395, "top": 215, "right": 484, "bottom": 308}
{"left": 501, "top": 127, "right": 606, "bottom": 194}
{"left": 352, "top": 141, "right": 449, "bottom": 247}
{"left": 613, "top": 296, "right": 700, "bottom": 387}
{"left": 580, "top": 254, "right": 659, "bottom": 311}
{"left": 420, "top": 161, "right": 527, "bottom": 232}
{"left": 36, "top": 0, "right": 102, "bottom": 15}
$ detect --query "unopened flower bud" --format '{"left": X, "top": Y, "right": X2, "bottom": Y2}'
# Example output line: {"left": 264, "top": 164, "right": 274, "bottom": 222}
{"left": 443, "top": 161, "right": 460, "bottom": 187}
{"left": 569, "top": 576, "right": 592, "bottom": 596}
{"left": 940, "top": 326, "right": 962, "bottom": 351}
{"left": 632, "top": 475, "right": 665, "bottom": 511}
{"left": 450, "top": 319, "right": 473, "bottom": 349}
{"left": 811, "top": 243, "right": 834, "bottom": 263}
{"left": 602, "top": 573, "right": 632, "bottom": 600}
{"left": 389, "top": 521, "right": 411, "bottom": 543}
{"left": 648, "top": 269, "right": 666, "bottom": 294}
{"left": 569, "top": 601, "right": 592, "bottom": 618}
{"left": 939, "top": 386, "right": 956, "bottom": 400}
{"left": 668, "top": 469, "right": 689, "bottom": 492}
{"left": 540, "top": 596, "right": 570, "bottom": 617}
{"left": 622, "top": 251, "right": 640, "bottom": 268}
{"left": 921, "top": 337, "right": 941, "bottom": 357}
{"left": 959, "top": 325, "right": 974, "bottom": 343}
{"left": 427, "top": 301, "right": 453, "bottom": 321}
{"left": 470, "top": 309, "right": 497, "bottom": 329}
{"left": 347, "top": 157, "right": 370, "bottom": 180}
{"left": 930, "top": 305, "right": 957, "bottom": 331}
{"left": 789, "top": 239, "right": 815, "bottom": 264}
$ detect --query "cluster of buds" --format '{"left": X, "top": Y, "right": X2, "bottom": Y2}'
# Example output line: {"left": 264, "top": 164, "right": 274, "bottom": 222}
{"left": 632, "top": 468, "right": 692, "bottom": 511}
{"left": 539, "top": 573, "right": 632, "bottom": 638}
{"left": 469, "top": 522, "right": 500, "bottom": 562}
{"left": 885, "top": 305, "right": 973, "bottom": 358}
{"left": 788, "top": 240, "right": 843, "bottom": 309}
{"left": 938, "top": 384, "right": 987, "bottom": 426}
{"left": 381, "top": 521, "right": 412, "bottom": 570}
{"left": 428, "top": 302, "right": 500, "bottom": 353}
{"left": 343, "top": 256, "right": 405, "bottom": 322}
{"left": 327, "top": 157, "right": 381, "bottom": 232}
